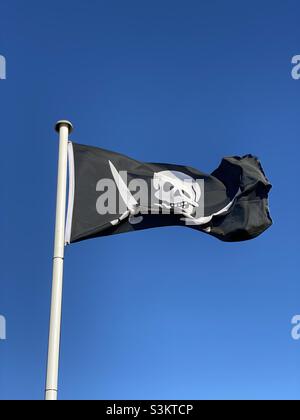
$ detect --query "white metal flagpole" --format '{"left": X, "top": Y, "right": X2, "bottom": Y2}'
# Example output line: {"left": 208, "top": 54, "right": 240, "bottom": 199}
{"left": 45, "top": 120, "right": 73, "bottom": 401}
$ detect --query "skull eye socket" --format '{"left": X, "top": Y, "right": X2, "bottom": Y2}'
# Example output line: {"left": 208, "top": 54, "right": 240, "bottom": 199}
{"left": 163, "top": 182, "right": 175, "bottom": 192}
{"left": 180, "top": 189, "right": 191, "bottom": 199}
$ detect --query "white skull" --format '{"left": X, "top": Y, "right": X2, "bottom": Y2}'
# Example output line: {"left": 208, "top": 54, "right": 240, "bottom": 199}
{"left": 153, "top": 170, "right": 201, "bottom": 216}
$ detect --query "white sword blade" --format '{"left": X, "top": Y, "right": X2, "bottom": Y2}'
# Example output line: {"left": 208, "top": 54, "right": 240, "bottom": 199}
{"left": 109, "top": 160, "right": 138, "bottom": 212}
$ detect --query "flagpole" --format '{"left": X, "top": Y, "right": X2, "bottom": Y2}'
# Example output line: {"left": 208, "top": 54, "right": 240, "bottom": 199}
{"left": 45, "top": 120, "right": 73, "bottom": 401}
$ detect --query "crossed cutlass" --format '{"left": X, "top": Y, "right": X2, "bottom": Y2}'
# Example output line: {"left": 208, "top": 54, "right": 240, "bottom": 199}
{"left": 108, "top": 161, "right": 239, "bottom": 227}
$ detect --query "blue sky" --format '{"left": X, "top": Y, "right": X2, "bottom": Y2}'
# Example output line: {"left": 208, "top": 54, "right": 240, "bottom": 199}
{"left": 0, "top": 0, "right": 300, "bottom": 400}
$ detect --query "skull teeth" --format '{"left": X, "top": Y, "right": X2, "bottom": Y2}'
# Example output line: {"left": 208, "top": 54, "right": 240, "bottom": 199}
{"left": 170, "top": 202, "right": 189, "bottom": 209}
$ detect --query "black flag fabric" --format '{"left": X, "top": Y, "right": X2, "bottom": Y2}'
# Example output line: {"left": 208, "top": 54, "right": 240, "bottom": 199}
{"left": 65, "top": 142, "right": 272, "bottom": 244}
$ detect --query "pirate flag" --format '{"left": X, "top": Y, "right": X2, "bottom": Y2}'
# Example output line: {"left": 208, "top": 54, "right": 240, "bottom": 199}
{"left": 65, "top": 142, "right": 272, "bottom": 244}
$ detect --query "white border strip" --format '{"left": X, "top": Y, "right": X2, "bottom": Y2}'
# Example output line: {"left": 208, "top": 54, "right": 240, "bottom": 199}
{"left": 65, "top": 142, "right": 75, "bottom": 245}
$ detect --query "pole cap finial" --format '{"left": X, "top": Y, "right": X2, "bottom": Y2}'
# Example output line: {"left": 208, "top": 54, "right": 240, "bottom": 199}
{"left": 55, "top": 120, "right": 73, "bottom": 134}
